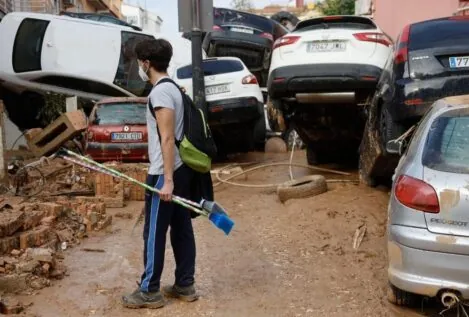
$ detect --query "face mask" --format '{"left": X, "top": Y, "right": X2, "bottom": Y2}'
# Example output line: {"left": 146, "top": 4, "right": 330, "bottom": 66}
{"left": 138, "top": 64, "right": 149, "bottom": 82}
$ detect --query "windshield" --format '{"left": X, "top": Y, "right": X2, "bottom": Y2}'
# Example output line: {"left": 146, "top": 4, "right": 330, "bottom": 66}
{"left": 113, "top": 31, "right": 154, "bottom": 97}
{"left": 94, "top": 103, "right": 146, "bottom": 125}
{"left": 422, "top": 108, "right": 469, "bottom": 174}
{"left": 177, "top": 59, "right": 244, "bottom": 79}
{"left": 409, "top": 18, "right": 469, "bottom": 51}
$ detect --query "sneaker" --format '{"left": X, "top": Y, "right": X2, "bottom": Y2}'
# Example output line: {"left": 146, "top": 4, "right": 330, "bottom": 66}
{"left": 162, "top": 284, "right": 199, "bottom": 302}
{"left": 121, "top": 288, "right": 165, "bottom": 309}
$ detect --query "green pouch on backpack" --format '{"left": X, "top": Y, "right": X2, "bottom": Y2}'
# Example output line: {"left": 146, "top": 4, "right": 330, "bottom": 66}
{"left": 178, "top": 136, "right": 211, "bottom": 173}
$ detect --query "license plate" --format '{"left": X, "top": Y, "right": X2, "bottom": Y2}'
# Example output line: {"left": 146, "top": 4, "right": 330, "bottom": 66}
{"left": 449, "top": 56, "right": 469, "bottom": 68}
{"left": 230, "top": 27, "right": 254, "bottom": 34}
{"left": 111, "top": 132, "right": 142, "bottom": 141}
{"left": 206, "top": 84, "right": 230, "bottom": 96}
{"left": 307, "top": 41, "right": 346, "bottom": 53}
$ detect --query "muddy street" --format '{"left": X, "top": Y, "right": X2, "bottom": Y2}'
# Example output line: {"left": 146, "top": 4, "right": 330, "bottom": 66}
{"left": 9, "top": 151, "right": 445, "bottom": 317}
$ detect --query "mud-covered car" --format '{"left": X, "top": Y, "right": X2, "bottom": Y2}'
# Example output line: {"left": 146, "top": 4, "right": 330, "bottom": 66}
{"left": 203, "top": 7, "right": 289, "bottom": 87}
{"left": 85, "top": 97, "right": 148, "bottom": 162}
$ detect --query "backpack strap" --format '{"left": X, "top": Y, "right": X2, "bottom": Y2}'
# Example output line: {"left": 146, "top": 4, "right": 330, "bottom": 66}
{"left": 147, "top": 77, "right": 185, "bottom": 145}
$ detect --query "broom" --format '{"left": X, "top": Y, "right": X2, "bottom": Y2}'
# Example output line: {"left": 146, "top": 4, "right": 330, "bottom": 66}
{"left": 57, "top": 148, "right": 234, "bottom": 235}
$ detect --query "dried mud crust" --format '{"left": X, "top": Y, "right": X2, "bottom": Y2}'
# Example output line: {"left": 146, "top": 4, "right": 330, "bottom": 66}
{"left": 276, "top": 174, "right": 327, "bottom": 203}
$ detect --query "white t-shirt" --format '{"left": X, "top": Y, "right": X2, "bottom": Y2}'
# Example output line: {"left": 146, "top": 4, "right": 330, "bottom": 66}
{"left": 147, "top": 77, "right": 184, "bottom": 175}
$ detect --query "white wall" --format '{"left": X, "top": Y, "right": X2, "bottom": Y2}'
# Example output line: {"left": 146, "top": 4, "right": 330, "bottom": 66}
{"left": 121, "top": 3, "right": 162, "bottom": 33}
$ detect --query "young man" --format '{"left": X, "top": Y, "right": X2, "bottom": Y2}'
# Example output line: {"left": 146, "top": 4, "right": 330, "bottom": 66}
{"left": 121, "top": 38, "right": 198, "bottom": 309}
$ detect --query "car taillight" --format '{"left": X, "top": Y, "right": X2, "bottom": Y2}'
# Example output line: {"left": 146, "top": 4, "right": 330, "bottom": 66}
{"left": 242, "top": 74, "right": 258, "bottom": 85}
{"left": 273, "top": 35, "right": 300, "bottom": 50}
{"left": 394, "top": 24, "right": 410, "bottom": 65}
{"left": 395, "top": 175, "right": 440, "bottom": 213}
{"left": 260, "top": 32, "right": 273, "bottom": 41}
{"left": 213, "top": 25, "right": 222, "bottom": 31}
{"left": 353, "top": 32, "right": 392, "bottom": 47}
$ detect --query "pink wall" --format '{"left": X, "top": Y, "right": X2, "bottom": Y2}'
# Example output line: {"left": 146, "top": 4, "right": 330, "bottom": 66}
{"left": 374, "top": 0, "right": 460, "bottom": 40}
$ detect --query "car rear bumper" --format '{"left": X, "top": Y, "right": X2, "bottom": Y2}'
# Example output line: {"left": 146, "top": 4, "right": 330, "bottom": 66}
{"left": 388, "top": 225, "right": 469, "bottom": 298}
{"left": 392, "top": 75, "right": 469, "bottom": 122}
{"left": 267, "top": 63, "right": 382, "bottom": 99}
{"left": 204, "top": 31, "right": 272, "bottom": 70}
{"left": 86, "top": 142, "right": 148, "bottom": 162}
{"left": 207, "top": 97, "right": 263, "bottom": 126}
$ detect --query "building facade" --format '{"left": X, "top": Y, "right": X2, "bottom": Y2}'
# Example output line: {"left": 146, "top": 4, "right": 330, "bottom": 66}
{"left": 356, "top": 0, "right": 468, "bottom": 40}
{"left": 121, "top": 3, "right": 162, "bottom": 33}
{"left": 0, "top": 0, "right": 12, "bottom": 18}
{"left": 10, "top": 0, "right": 122, "bottom": 17}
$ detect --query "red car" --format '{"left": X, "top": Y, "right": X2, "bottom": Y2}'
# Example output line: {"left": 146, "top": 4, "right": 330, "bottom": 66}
{"left": 85, "top": 97, "right": 149, "bottom": 162}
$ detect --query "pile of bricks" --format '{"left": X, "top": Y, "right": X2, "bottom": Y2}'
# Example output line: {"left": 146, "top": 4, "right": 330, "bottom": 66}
{"left": 94, "top": 163, "right": 148, "bottom": 202}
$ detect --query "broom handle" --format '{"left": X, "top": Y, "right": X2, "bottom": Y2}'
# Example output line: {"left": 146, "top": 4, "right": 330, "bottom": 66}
{"left": 61, "top": 149, "right": 208, "bottom": 216}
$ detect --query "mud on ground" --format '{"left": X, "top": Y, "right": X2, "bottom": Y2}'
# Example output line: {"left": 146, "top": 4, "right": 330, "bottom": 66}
{"left": 7, "top": 151, "right": 445, "bottom": 316}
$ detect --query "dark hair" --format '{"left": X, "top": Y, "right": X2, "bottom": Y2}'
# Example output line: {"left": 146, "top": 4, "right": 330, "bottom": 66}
{"left": 135, "top": 38, "right": 173, "bottom": 72}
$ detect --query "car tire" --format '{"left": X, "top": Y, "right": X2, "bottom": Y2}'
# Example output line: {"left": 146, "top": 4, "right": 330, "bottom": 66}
{"left": 379, "top": 107, "right": 405, "bottom": 147}
{"left": 387, "top": 283, "right": 416, "bottom": 307}
{"left": 358, "top": 153, "right": 377, "bottom": 187}
{"left": 253, "top": 117, "right": 266, "bottom": 150}
{"left": 277, "top": 175, "right": 327, "bottom": 203}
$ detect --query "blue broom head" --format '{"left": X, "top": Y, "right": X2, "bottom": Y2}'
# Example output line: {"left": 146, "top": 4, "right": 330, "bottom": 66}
{"left": 209, "top": 212, "right": 234, "bottom": 235}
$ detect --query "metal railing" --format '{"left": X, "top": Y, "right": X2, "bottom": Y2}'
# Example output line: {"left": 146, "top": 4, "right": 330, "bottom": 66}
{"left": 13, "top": 0, "right": 59, "bottom": 14}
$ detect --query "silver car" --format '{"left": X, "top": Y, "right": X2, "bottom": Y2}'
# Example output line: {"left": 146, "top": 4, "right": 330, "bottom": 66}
{"left": 386, "top": 95, "right": 469, "bottom": 308}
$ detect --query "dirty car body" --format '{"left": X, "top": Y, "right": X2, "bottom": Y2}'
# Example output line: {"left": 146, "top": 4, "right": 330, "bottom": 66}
{"left": 387, "top": 96, "right": 469, "bottom": 302}
{"left": 360, "top": 16, "right": 469, "bottom": 186}
{"left": 175, "top": 57, "right": 265, "bottom": 156}
{"left": 85, "top": 97, "right": 148, "bottom": 162}
{"left": 0, "top": 12, "right": 199, "bottom": 130}
{"left": 203, "top": 7, "right": 289, "bottom": 87}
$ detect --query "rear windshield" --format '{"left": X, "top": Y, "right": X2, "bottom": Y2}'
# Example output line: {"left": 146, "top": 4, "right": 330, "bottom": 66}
{"left": 409, "top": 18, "right": 469, "bottom": 51}
{"left": 94, "top": 103, "right": 146, "bottom": 125}
{"left": 177, "top": 59, "right": 244, "bottom": 79}
{"left": 13, "top": 18, "right": 49, "bottom": 73}
{"left": 422, "top": 108, "right": 469, "bottom": 174}
{"left": 214, "top": 8, "right": 272, "bottom": 32}
{"left": 295, "top": 16, "right": 376, "bottom": 32}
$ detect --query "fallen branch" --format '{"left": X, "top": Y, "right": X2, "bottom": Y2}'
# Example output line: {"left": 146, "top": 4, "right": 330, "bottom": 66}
{"left": 81, "top": 248, "right": 105, "bottom": 253}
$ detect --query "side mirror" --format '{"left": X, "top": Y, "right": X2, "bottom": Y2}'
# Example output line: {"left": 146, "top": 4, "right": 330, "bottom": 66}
{"left": 386, "top": 139, "right": 404, "bottom": 156}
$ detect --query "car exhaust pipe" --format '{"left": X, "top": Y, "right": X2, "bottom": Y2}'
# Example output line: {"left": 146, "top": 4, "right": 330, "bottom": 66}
{"left": 295, "top": 92, "right": 356, "bottom": 104}
{"left": 440, "top": 291, "right": 460, "bottom": 308}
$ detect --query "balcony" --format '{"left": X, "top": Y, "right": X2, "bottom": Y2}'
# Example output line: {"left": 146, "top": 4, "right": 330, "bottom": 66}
{"left": 13, "top": 0, "right": 58, "bottom": 14}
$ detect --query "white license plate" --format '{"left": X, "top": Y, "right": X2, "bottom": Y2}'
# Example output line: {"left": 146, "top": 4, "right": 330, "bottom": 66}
{"left": 230, "top": 27, "right": 254, "bottom": 34}
{"left": 206, "top": 84, "right": 230, "bottom": 96}
{"left": 449, "top": 56, "right": 469, "bottom": 68}
{"left": 307, "top": 41, "right": 346, "bottom": 53}
{"left": 111, "top": 132, "right": 142, "bottom": 141}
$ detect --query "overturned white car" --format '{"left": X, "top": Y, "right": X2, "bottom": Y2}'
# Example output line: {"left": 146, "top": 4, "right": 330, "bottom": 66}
{"left": 0, "top": 12, "right": 204, "bottom": 129}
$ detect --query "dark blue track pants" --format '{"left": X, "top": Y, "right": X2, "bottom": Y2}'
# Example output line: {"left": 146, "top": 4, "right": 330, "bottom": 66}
{"left": 140, "top": 164, "right": 196, "bottom": 293}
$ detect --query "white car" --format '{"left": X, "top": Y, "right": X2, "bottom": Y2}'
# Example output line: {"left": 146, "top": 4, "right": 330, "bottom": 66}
{"left": 0, "top": 12, "right": 204, "bottom": 130}
{"left": 175, "top": 57, "right": 266, "bottom": 155}
{"left": 266, "top": 15, "right": 393, "bottom": 164}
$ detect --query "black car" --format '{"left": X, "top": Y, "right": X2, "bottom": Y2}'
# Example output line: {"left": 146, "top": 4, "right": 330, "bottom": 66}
{"left": 203, "top": 7, "right": 289, "bottom": 87}
{"left": 359, "top": 16, "right": 469, "bottom": 186}
{"left": 59, "top": 12, "right": 142, "bottom": 31}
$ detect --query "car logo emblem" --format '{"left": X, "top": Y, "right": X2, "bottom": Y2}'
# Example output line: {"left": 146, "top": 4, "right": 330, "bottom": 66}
{"left": 322, "top": 34, "right": 330, "bottom": 40}
{"left": 209, "top": 76, "right": 215, "bottom": 80}
{"left": 123, "top": 126, "right": 130, "bottom": 132}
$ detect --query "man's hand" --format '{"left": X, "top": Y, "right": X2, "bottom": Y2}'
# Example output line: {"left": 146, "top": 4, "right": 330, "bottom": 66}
{"left": 159, "top": 179, "right": 174, "bottom": 202}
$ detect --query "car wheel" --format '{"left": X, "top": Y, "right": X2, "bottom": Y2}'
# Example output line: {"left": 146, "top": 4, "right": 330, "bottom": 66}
{"left": 253, "top": 117, "right": 266, "bottom": 151}
{"left": 387, "top": 283, "right": 416, "bottom": 307}
{"left": 277, "top": 175, "right": 327, "bottom": 203}
{"left": 379, "top": 107, "right": 405, "bottom": 147}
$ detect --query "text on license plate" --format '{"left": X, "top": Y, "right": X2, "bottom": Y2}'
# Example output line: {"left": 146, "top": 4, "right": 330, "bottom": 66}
{"left": 111, "top": 132, "right": 142, "bottom": 141}
{"left": 449, "top": 56, "right": 469, "bottom": 68}
{"left": 230, "top": 27, "right": 254, "bottom": 34}
{"left": 206, "top": 84, "right": 230, "bottom": 96}
{"left": 307, "top": 41, "right": 346, "bottom": 53}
